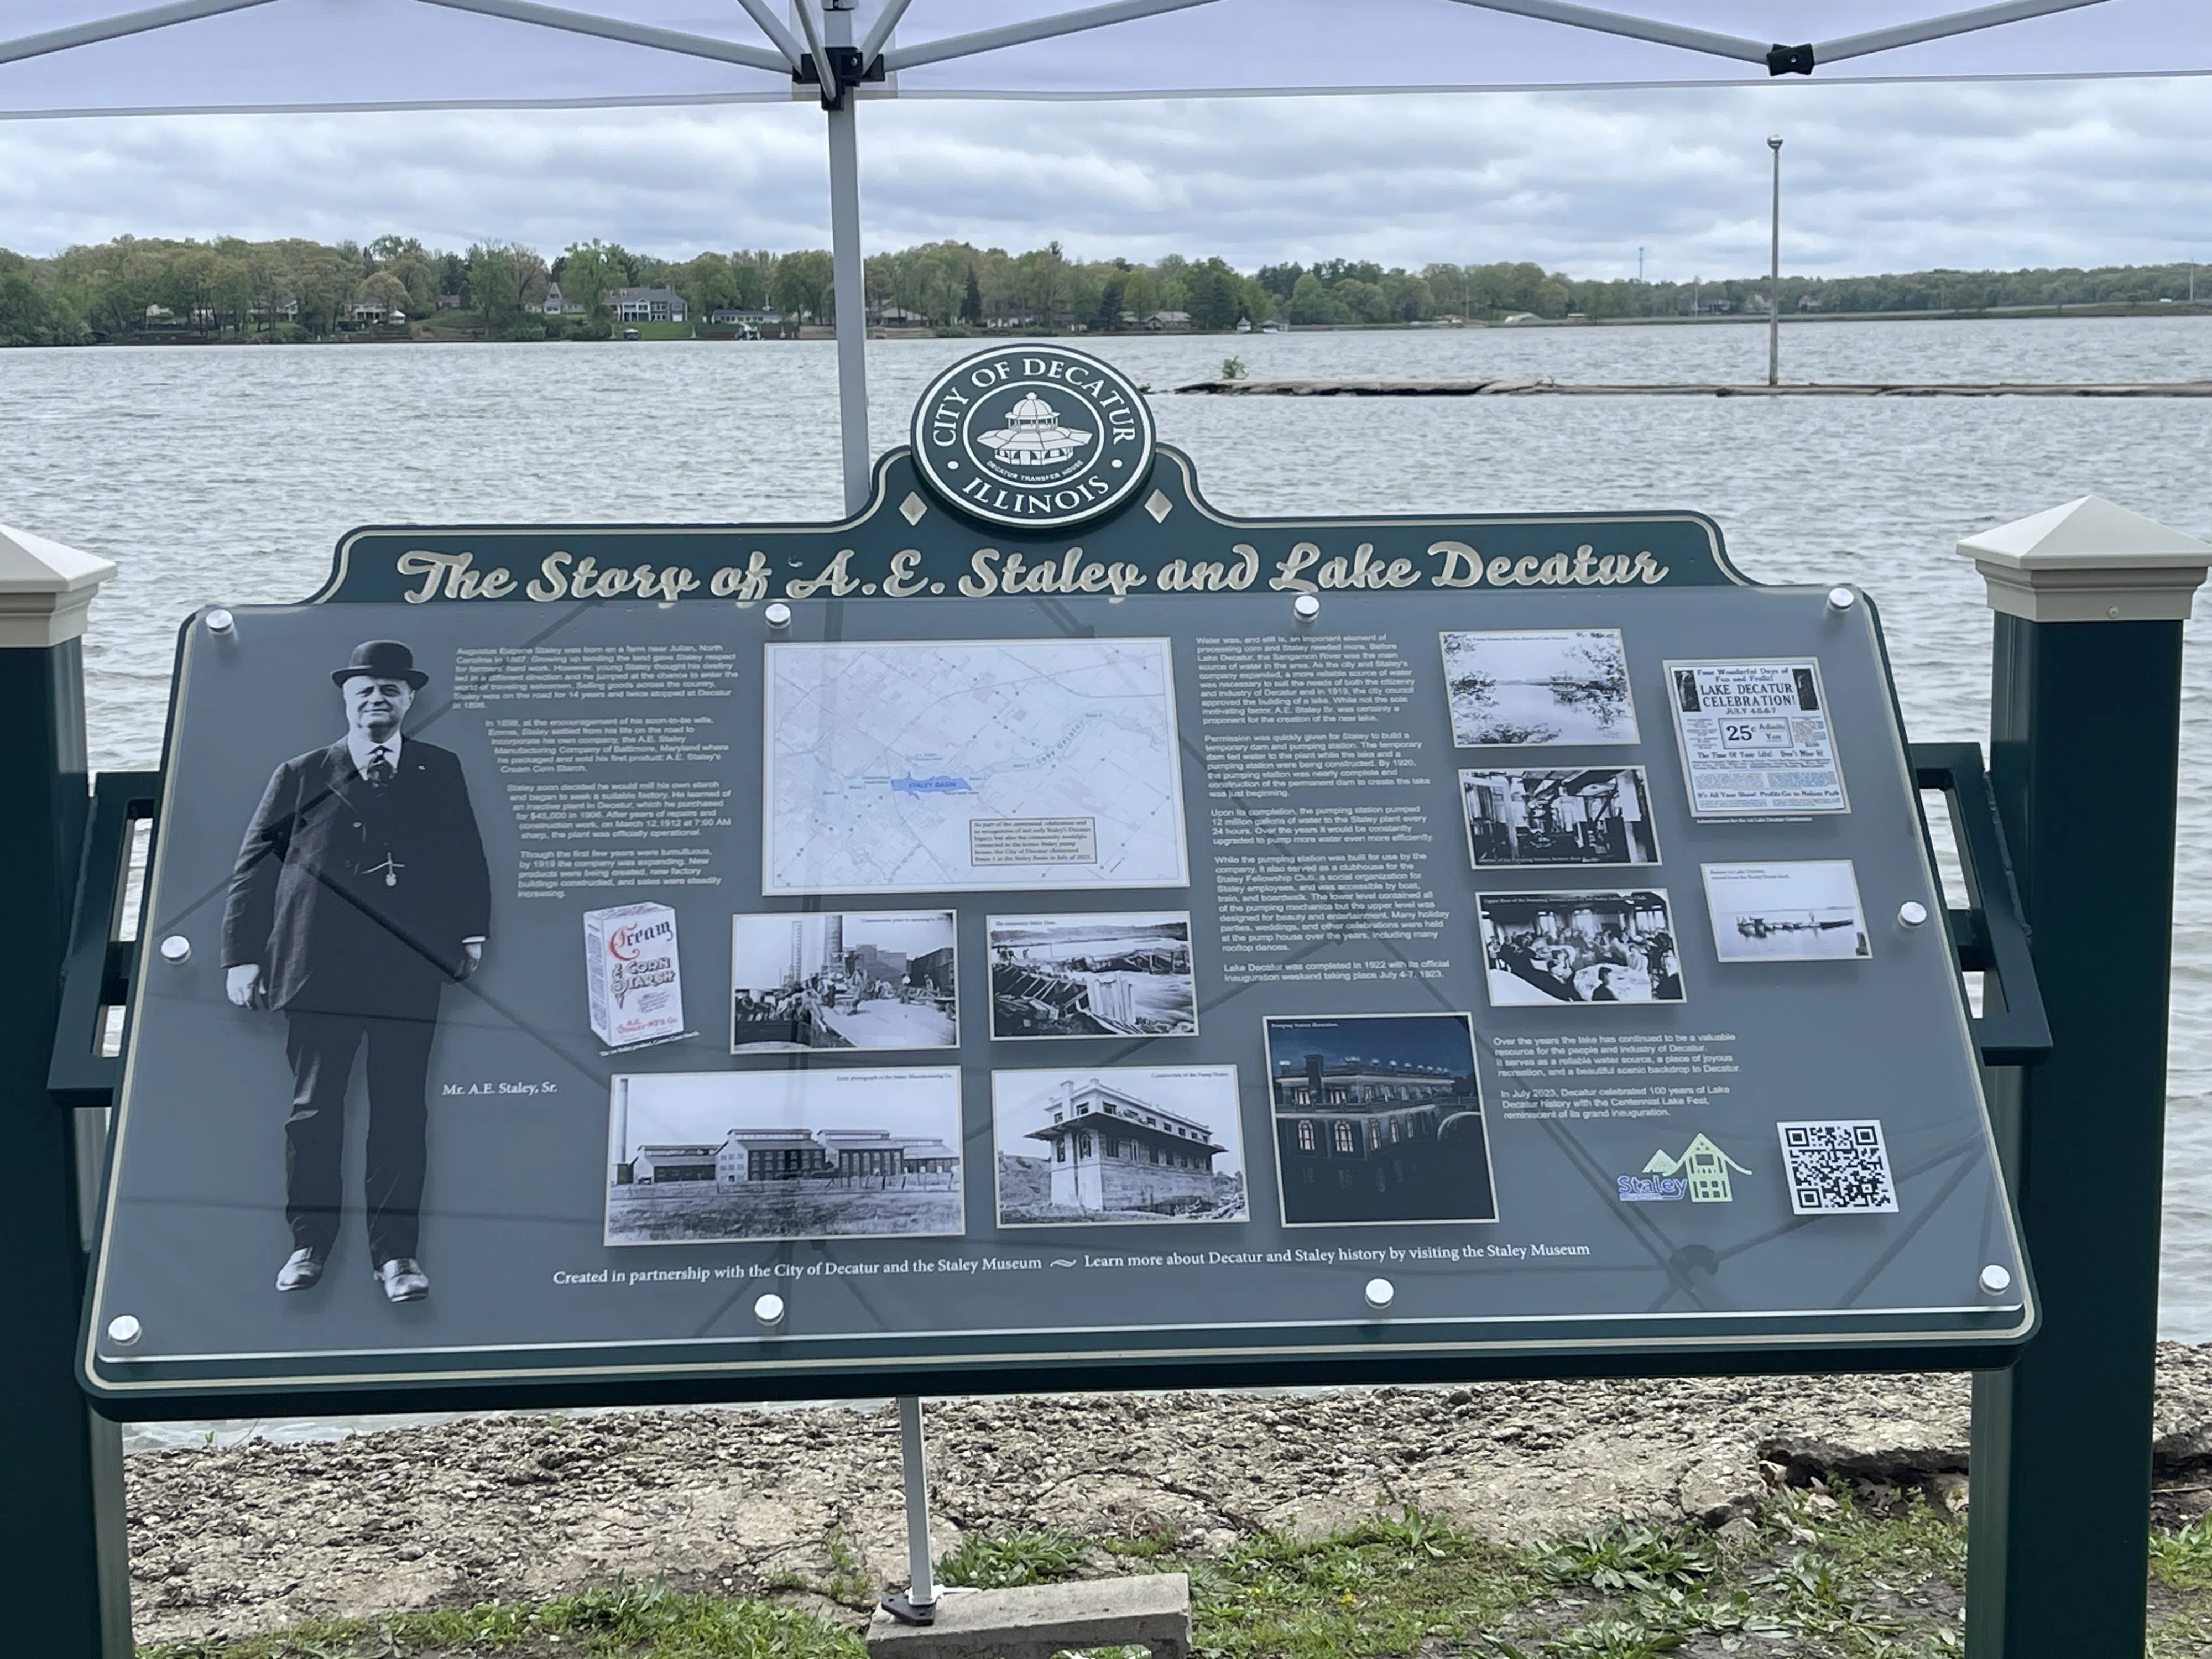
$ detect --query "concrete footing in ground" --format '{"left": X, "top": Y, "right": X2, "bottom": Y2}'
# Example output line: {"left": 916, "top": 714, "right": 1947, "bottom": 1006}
{"left": 865, "top": 1574, "right": 1191, "bottom": 1659}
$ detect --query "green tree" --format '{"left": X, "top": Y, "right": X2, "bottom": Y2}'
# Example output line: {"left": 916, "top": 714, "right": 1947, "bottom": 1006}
{"left": 1185, "top": 257, "right": 1244, "bottom": 330}
{"left": 961, "top": 265, "right": 983, "bottom": 325}
{"left": 559, "top": 239, "right": 622, "bottom": 320}
{"left": 467, "top": 243, "right": 525, "bottom": 333}
{"left": 731, "top": 250, "right": 774, "bottom": 311}
{"left": 1287, "top": 271, "right": 1347, "bottom": 325}
{"left": 676, "top": 252, "right": 738, "bottom": 319}
{"left": 361, "top": 270, "right": 410, "bottom": 321}
{"left": 774, "top": 248, "right": 834, "bottom": 323}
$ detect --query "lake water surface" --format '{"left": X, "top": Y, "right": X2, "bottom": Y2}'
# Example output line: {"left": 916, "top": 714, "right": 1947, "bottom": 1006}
{"left": 5, "top": 314, "right": 2208, "bottom": 1444}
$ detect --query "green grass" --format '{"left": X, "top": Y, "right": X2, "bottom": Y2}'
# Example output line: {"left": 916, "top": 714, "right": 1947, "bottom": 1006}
{"left": 936, "top": 1526, "right": 1089, "bottom": 1589}
{"left": 138, "top": 1491, "right": 2212, "bottom": 1659}
{"left": 138, "top": 1580, "right": 863, "bottom": 1659}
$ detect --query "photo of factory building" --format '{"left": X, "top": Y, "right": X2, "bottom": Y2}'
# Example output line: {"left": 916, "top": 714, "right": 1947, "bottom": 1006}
{"left": 1265, "top": 1013, "right": 1498, "bottom": 1225}
{"left": 992, "top": 1066, "right": 1247, "bottom": 1226}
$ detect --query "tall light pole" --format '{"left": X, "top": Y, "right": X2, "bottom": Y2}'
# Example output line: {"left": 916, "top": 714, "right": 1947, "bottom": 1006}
{"left": 1767, "top": 134, "right": 1783, "bottom": 387}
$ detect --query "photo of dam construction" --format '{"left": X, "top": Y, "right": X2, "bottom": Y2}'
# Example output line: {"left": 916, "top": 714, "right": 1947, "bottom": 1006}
{"left": 988, "top": 911, "right": 1199, "bottom": 1040}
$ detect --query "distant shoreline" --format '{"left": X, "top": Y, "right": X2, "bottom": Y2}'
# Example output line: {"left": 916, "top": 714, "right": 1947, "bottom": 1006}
{"left": 43, "top": 298, "right": 2210, "bottom": 349}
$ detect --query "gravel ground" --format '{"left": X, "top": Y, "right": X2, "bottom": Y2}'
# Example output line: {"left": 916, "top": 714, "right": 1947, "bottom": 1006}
{"left": 128, "top": 1343, "right": 2212, "bottom": 1647}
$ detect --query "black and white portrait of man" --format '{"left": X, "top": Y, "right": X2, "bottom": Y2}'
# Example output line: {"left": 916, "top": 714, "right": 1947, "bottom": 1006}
{"left": 220, "top": 640, "right": 492, "bottom": 1305}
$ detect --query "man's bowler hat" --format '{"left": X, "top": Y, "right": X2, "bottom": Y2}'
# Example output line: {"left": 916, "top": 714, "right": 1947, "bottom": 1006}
{"left": 333, "top": 640, "right": 429, "bottom": 690}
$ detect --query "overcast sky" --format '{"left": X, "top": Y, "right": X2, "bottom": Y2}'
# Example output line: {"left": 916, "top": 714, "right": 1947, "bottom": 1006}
{"left": 1, "top": 75, "right": 2204, "bottom": 280}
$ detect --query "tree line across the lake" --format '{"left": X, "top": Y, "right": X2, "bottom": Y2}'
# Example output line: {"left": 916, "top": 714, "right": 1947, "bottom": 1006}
{"left": 0, "top": 231, "right": 2203, "bottom": 347}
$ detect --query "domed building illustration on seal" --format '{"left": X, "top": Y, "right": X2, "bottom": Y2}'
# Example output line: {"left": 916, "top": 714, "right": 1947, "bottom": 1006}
{"left": 977, "top": 392, "right": 1093, "bottom": 467}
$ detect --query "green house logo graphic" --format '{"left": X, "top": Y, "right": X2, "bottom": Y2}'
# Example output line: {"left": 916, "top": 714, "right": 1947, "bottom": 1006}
{"left": 1643, "top": 1134, "right": 1752, "bottom": 1203}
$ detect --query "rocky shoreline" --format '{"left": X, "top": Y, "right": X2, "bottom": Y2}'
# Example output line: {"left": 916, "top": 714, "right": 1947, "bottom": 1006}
{"left": 130, "top": 1345, "right": 2212, "bottom": 1647}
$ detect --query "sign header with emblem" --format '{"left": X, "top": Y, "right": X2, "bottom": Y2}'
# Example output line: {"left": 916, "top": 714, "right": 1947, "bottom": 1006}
{"left": 910, "top": 345, "right": 1156, "bottom": 530}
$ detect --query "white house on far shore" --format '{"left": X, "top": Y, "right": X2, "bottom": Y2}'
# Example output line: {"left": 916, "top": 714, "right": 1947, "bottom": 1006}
{"left": 613, "top": 286, "right": 687, "bottom": 324}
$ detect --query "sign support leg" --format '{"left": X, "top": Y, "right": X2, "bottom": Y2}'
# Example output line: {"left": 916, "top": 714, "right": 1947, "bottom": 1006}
{"left": 882, "top": 1393, "right": 938, "bottom": 1624}
{"left": 0, "top": 528, "right": 127, "bottom": 1657}
{"left": 1955, "top": 504, "right": 2212, "bottom": 1657}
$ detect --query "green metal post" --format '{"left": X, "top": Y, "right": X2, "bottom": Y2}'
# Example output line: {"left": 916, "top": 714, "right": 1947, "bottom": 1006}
{"left": 0, "top": 525, "right": 131, "bottom": 1656}
{"left": 1960, "top": 499, "right": 2212, "bottom": 1657}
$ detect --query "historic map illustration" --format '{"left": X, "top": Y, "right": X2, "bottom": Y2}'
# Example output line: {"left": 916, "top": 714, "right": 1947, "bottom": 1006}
{"left": 764, "top": 639, "right": 1190, "bottom": 894}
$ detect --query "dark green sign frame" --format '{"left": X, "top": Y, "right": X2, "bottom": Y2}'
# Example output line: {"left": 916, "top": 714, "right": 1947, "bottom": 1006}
{"left": 78, "top": 438, "right": 2032, "bottom": 1418}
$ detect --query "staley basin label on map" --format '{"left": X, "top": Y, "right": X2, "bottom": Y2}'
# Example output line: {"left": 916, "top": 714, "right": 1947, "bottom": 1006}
{"left": 313, "top": 346, "right": 1747, "bottom": 606}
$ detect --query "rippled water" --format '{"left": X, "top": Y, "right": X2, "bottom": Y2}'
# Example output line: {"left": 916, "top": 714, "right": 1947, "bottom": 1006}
{"left": 5, "top": 314, "right": 2209, "bottom": 1416}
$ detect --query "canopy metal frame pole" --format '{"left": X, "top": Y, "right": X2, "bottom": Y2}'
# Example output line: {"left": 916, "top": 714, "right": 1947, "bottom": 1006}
{"left": 883, "top": 1394, "right": 939, "bottom": 1624}
{"left": 1767, "top": 134, "right": 1782, "bottom": 387}
{"left": 817, "top": 0, "right": 872, "bottom": 516}
{"left": 826, "top": 97, "right": 870, "bottom": 514}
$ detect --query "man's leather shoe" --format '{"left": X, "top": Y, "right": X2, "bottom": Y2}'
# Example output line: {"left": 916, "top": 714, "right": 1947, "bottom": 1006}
{"left": 374, "top": 1258, "right": 430, "bottom": 1303}
{"left": 275, "top": 1247, "right": 325, "bottom": 1292}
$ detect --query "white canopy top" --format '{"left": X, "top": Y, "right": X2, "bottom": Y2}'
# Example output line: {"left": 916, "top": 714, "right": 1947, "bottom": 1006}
{"left": 4, "top": 0, "right": 2206, "bottom": 118}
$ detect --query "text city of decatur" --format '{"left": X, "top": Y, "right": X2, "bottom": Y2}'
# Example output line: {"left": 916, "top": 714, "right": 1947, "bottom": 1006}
{"left": 387, "top": 540, "right": 1676, "bottom": 606}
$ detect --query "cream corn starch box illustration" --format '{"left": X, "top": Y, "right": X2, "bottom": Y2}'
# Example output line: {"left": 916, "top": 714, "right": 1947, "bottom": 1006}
{"left": 584, "top": 902, "right": 683, "bottom": 1048}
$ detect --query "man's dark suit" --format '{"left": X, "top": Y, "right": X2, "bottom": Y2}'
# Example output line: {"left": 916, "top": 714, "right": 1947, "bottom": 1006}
{"left": 222, "top": 738, "right": 491, "bottom": 1264}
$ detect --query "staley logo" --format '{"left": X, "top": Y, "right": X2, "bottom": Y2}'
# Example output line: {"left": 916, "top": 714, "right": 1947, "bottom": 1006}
{"left": 911, "top": 346, "right": 1156, "bottom": 531}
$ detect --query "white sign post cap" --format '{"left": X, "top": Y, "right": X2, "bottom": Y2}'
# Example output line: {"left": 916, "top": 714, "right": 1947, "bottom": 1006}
{"left": 0, "top": 524, "right": 116, "bottom": 648}
{"left": 1958, "top": 496, "right": 2211, "bottom": 624}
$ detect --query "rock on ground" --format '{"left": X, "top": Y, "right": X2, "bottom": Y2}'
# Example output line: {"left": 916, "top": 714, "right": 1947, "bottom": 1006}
{"left": 129, "top": 1343, "right": 2212, "bottom": 1647}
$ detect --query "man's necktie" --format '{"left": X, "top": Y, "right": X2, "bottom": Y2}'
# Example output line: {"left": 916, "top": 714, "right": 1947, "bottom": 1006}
{"left": 366, "top": 747, "right": 393, "bottom": 790}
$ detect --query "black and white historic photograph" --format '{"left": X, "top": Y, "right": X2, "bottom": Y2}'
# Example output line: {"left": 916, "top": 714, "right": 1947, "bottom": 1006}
{"left": 1703, "top": 862, "right": 1871, "bottom": 962}
{"left": 992, "top": 1066, "right": 1248, "bottom": 1227}
{"left": 731, "top": 910, "right": 957, "bottom": 1052}
{"left": 1460, "top": 766, "right": 1660, "bottom": 868}
{"left": 222, "top": 640, "right": 491, "bottom": 1307}
{"left": 1441, "top": 628, "right": 1640, "bottom": 747}
{"left": 988, "top": 911, "right": 1198, "bottom": 1039}
{"left": 1479, "top": 889, "right": 1686, "bottom": 1005}
{"left": 1264, "top": 1013, "right": 1496, "bottom": 1227}
{"left": 604, "top": 1068, "right": 964, "bottom": 1245}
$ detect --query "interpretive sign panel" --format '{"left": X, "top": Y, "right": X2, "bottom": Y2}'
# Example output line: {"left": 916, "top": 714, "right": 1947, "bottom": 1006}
{"left": 82, "top": 348, "right": 2028, "bottom": 1412}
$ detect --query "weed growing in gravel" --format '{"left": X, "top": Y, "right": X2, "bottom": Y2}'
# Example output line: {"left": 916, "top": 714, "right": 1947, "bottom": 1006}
{"left": 1528, "top": 1522, "right": 1714, "bottom": 1595}
{"left": 1102, "top": 1525, "right": 1182, "bottom": 1559}
{"left": 935, "top": 1525, "right": 1087, "bottom": 1588}
{"left": 2152, "top": 1512, "right": 2212, "bottom": 1590}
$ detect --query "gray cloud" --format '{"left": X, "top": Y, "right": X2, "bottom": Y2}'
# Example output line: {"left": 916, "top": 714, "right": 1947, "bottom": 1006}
{"left": 0, "top": 77, "right": 2205, "bottom": 278}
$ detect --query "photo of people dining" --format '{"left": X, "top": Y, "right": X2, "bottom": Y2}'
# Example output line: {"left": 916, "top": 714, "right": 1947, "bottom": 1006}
{"left": 1478, "top": 889, "right": 1685, "bottom": 1006}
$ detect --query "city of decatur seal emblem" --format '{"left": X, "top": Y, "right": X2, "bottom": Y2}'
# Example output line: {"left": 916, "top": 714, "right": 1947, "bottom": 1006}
{"left": 910, "top": 345, "right": 1156, "bottom": 531}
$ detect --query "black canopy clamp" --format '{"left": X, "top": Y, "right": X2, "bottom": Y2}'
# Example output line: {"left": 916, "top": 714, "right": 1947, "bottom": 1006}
{"left": 1910, "top": 742, "right": 2052, "bottom": 1069}
{"left": 1767, "top": 41, "right": 1816, "bottom": 75}
{"left": 49, "top": 770, "right": 161, "bottom": 1110}
{"left": 796, "top": 46, "right": 885, "bottom": 107}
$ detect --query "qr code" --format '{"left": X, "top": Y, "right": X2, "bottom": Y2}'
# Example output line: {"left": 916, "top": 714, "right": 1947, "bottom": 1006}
{"left": 1776, "top": 1120, "right": 1899, "bottom": 1215}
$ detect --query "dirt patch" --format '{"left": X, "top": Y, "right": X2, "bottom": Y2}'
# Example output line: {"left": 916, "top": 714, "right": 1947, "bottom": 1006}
{"left": 128, "top": 1342, "right": 2212, "bottom": 1648}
